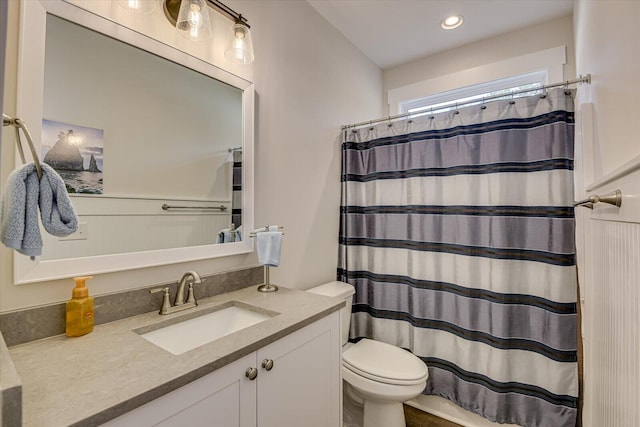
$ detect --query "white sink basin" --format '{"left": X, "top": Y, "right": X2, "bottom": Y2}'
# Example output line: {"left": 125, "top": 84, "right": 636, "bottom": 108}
{"left": 136, "top": 302, "right": 278, "bottom": 355}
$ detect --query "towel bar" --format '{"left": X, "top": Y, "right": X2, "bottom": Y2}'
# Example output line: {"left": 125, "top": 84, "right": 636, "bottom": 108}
{"left": 249, "top": 225, "right": 285, "bottom": 237}
{"left": 249, "top": 225, "right": 285, "bottom": 293}
{"left": 573, "top": 190, "right": 622, "bottom": 209}
{"left": 3, "top": 113, "right": 43, "bottom": 180}
{"left": 162, "top": 204, "right": 227, "bottom": 211}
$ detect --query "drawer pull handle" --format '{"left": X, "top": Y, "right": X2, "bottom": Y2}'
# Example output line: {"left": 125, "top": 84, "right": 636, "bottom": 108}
{"left": 262, "top": 359, "right": 274, "bottom": 371}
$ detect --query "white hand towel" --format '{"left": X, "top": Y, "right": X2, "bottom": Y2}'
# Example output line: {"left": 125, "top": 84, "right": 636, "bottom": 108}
{"left": 256, "top": 226, "right": 282, "bottom": 267}
{"left": 216, "top": 228, "right": 232, "bottom": 243}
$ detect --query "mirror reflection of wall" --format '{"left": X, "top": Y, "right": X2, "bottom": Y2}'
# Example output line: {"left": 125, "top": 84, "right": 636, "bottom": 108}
{"left": 39, "top": 14, "right": 244, "bottom": 261}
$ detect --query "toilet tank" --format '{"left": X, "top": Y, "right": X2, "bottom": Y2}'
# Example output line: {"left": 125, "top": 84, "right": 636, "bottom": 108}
{"left": 307, "top": 281, "right": 355, "bottom": 345}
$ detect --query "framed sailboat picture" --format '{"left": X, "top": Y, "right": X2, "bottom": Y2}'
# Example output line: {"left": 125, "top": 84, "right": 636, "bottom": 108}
{"left": 41, "top": 119, "right": 104, "bottom": 194}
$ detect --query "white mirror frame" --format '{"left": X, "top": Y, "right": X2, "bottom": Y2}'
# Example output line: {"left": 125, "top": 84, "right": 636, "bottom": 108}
{"left": 14, "top": 0, "right": 254, "bottom": 284}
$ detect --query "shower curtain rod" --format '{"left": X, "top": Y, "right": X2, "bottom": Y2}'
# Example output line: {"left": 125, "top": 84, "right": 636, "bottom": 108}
{"left": 342, "top": 74, "right": 591, "bottom": 130}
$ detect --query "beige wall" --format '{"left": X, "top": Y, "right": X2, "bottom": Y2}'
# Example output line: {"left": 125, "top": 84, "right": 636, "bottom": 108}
{"left": 0, "top": 0, "right": 383, "bottom": 311}
{"left": 574, "top": 0, "right": 640, "bottom": 177}
{"left": 383, "top": 14, "right": 575, "bottom": 112}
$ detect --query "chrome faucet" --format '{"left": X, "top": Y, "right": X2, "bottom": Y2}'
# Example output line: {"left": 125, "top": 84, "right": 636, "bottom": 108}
{"left": 150, "top": 271, "right": 203, "bottom": 315}
{"left": 175, "top": 271, "right": 202, "bottom": 306}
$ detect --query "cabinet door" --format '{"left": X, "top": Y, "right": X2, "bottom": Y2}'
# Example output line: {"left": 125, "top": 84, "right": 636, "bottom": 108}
{"left": 256, "top": 312, "right": 341, "bottom": 427}
{"left": 103, "top": 353, "right": 256, "bottom": 427}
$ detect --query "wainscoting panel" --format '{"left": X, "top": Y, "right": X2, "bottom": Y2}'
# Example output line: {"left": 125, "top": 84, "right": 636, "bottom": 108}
{"left": 580, "top": 158, "right": 640, "bottom": 426}
{"left": 40, "top": 196, "right": 232, "bottom": 260}
{"left": 585, "top": 219, "right": 640, "bottom": 426}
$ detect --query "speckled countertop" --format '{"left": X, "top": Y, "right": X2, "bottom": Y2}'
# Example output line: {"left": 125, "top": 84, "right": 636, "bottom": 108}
{"left": 8, "top": 285, "right": 343, "bottom": 427}
{"left": 1, "top": 332, "right": 22, "bottom": 426}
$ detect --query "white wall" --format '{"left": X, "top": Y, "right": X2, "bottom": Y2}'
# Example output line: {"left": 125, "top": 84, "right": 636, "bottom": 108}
{"left": 0, "top": 0, "right": 382, "bottom": 311}
{"left": 574, "top": 1, "right": 640, "bottom": 177}
{"left": 573, "top": 1, "right": 640, "bottom": 426}
{"left": 383, "top": 15, "right": 575, "bottom": 113}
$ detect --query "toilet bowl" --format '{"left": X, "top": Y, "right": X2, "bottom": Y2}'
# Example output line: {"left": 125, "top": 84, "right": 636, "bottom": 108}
{"left": 307, "top": 281, "right": 428, "bottom": 427}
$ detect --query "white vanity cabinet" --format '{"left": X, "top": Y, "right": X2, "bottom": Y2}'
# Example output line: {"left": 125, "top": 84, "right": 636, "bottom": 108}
{"left": 104, "top": 312, "right": 341, "bottom": 427}
{"left": 256, "top": 312, "right": 341, "bottom": 427}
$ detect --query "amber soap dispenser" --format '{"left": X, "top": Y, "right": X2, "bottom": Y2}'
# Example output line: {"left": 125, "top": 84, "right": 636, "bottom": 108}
{"left": 66, "top": 276, "right": 95, "bottom": 337}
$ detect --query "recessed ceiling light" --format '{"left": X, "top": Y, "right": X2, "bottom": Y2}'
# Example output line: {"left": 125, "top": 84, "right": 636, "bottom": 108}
{"left": 441, "top": 15, "right": 464, "bottom": 30}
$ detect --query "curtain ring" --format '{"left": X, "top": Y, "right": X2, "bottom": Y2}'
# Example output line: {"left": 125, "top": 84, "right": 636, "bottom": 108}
{"left": 453, "top": 102, "right": 459, "bottom": 115}
{"left": 480, "top": 97, "right": 487, "bottom": 110}
{"left": 429, "top": 107, "right": 435, "bottom": 120}
{"left": 387, "top": 116, "right": 393, "bottom": 128}
{"left": 508, "top": 92, "right": 516, "bottom": 105}
{"left": 368, "top": 120, "right": 373, "bottom": 131}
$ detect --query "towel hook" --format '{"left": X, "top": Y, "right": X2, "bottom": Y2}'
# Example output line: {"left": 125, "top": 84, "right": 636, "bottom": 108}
{"left": 573, "top": 190, "right": 622, "bottom": 209}
{"left": 3, "top": 113, "right": 43, "bottom": 180}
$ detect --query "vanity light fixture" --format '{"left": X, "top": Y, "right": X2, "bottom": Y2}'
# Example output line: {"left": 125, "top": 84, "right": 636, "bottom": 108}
{"left": 163, "top": 0, "right": 255, "bottom": 64}
{"left": 173, "top": 0, "right": 212, "bottom": 41}
{"left": 440, "top": 15, "right": 464, "bottom": 30}
{"left": 224, "top": 20, "right": 254, "bottom": 64}
{"left": 117, "top": 0, "right": 157, "bottom": 14}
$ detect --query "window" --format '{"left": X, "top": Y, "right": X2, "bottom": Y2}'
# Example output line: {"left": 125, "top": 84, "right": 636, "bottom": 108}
{"left": 399, "top": 70, "right": 547, "bottom": 116}
{"left": 387, "top": 46, "right": 566, "bottom": 116}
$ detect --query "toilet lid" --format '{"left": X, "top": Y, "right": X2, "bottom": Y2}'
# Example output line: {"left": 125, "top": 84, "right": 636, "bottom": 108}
{"left": 342, "top": 339, "right": 428, "bottom": 385}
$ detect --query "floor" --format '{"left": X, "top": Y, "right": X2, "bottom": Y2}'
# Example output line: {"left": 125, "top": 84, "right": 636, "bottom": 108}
{"left": 404, "top": 404, "right": 463, "bottom": 427}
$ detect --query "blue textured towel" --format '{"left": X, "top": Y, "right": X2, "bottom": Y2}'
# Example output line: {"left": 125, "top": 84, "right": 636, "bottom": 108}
{"left": 256, "top": 226, "right": 282, "bottom": 267}
{"left": 1, "top": 163, "right": 78, "bottom": 259}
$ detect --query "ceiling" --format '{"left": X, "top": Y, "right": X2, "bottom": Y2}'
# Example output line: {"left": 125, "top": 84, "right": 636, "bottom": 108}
{"left": 307, "top": 0, "right": 573, "bottom": 69}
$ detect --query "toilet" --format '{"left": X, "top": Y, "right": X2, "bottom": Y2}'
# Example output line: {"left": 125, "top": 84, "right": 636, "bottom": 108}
{"left": 307, "top": 281, "right": 428, "bottom": 427}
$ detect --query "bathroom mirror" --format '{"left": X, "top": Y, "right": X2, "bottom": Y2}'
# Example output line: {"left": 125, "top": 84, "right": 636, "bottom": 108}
{"left": 14, "top": 0, "right": 254, "bottom": 284}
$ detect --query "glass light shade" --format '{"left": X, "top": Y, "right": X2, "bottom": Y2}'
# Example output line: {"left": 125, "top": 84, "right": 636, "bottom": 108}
{"left": 116, "top": 0, "right": 157, "bottom": 14}
{"left": 224, "top": 22, "right": 254, "bottom": 64}
{"left": 176, "top": 0, "right": 212, "bottom": 42}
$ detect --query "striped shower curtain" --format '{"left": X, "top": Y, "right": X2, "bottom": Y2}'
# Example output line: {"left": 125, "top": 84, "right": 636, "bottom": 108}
{"left": 338, "top": 89, "right": 578, "bottom": 427}
{"left": 232, "top": 149, "right": 242, "bottom": 228}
